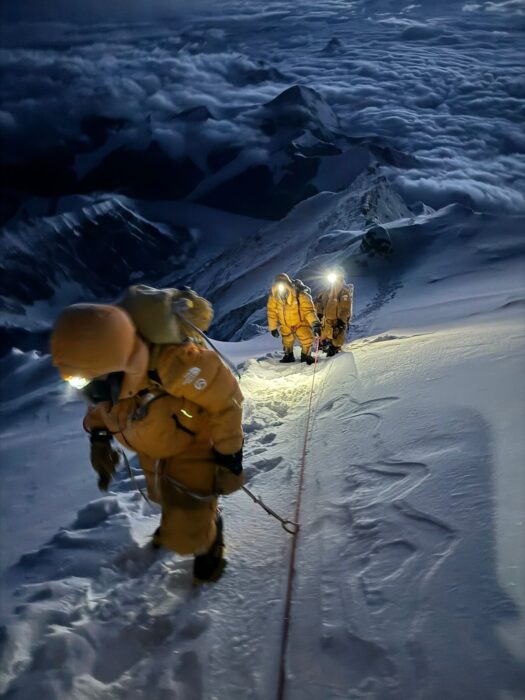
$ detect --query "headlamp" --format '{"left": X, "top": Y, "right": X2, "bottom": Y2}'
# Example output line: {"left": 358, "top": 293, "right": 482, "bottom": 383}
{"left": 327, "top": 272, "right": 338, "bottom": 284}
{"left": 65, "top": 376, "right": 90, "bottom": 390}
{"left": 277, "top": 283, "right": 286, "bottom": 293}
{"left": 66, "top": 371, "right": 124, "bottom": 404}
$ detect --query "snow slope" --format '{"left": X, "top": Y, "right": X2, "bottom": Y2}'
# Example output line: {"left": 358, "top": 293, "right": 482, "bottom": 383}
{"left": 1, "top": 0, "right": 524, "bottom": 697}
{"left": 1, "top": 201, "right": 524, "bottom": 699}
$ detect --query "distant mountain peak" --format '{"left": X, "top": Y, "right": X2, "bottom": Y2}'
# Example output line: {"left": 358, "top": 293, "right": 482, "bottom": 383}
{"left": 265, "top": 85, "right": 328, "bottom": 110}
{"left": 175, "top": 106, "right": 215, "bottom": 123}
{"left": 321, "top": 38, "right": 344, "bottom": 55}
{"left": 261, "top": 84, "right": 339, "bottom": 136}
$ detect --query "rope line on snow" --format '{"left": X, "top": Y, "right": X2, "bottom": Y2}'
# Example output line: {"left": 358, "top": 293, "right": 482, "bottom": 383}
{"left": 277, "top": 337, "right": 321, "bottom": 700}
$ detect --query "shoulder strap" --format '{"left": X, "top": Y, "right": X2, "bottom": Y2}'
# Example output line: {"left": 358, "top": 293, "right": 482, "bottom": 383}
{"left": 295, "top": 287, "right": 303, "bottom": 322}
{"left": 339, "top": 284, "right": 352, "bottom": 300}
{"left": 148, "top": 343, "right": 162, "bottom": 372}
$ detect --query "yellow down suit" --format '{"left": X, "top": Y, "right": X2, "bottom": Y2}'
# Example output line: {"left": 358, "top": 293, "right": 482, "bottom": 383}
{"left": 267, "top": 276, "right": 319, "bottom": 354}
{"left": 51, "top": 304, "right": 243, "bottom": 556}
{"left": 315, "top": 281, "right": 353, "bottom": 349}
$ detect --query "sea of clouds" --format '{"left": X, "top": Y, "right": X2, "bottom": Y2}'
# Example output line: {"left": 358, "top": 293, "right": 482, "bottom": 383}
{"left": 1, "top": 0, "right": 524, "bottom": 213}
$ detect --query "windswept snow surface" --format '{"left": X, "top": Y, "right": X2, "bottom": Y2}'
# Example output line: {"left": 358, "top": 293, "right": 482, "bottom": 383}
{"left": 1, "top": 0, "right": 525, "bottom": 698}
{"left": 1, "top": 203, "right": 524, "bottom": 699}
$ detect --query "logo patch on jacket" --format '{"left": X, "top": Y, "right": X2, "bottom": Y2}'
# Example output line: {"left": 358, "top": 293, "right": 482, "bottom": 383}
{"left": 194, "top": 378, "right": 208, "bottom": 391}
{"left": 183, "top": 367, "right": 201, "bottom": 384}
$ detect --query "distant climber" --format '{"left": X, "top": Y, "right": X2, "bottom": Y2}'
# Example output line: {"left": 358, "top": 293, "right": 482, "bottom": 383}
{"left": 267, "top": 273, "right": 321, "bottom": 365}
{"left": 360, "top": 223, "right": 393, "bottom": 258}
{"left": 50, "top": 286, "right": 244, "bottom": 585}
{"left": 315, "top": 268, "right": 353, "bottom": 356}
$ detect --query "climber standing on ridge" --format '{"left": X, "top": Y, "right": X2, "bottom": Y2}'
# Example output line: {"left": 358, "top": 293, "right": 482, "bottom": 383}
{"left": 50, "top": 285, "right": 244, "bottom": 585}
{"left": 315, "top": 267, "right": 353, "bottom": 357}
{"left": 267, "top": 273, "right": 321, "bottom": 365}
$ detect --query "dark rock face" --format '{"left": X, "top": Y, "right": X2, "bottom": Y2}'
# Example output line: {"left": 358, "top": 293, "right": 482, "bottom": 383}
{"left": 0, "top": 145, "right": 79, "bottom": 197}
{"left": 321, "top": 38, "right": 344, "bottom": 55}
{"left": 257, "top": 85, "right": 339, "bottom": 139}
{"left": 225, "top": 60, "right": 287, "bottom": 87}
{"left": 197, "top": 159, "right": 319, "bottom": 221}
{"left": 209, "top": 296, "right": 267, "bottom": 341}
{"left": 174, "top": 106, "right": 215, "bottom": 123}
{"left": 0, "top": 199, "right": 195, "bottom": 310}
{"left": 80, "top": 141, "right": 205, "bottom": 200}
{"left": 80, "top": 116, "right": 128, "bottom": 148}
{"left": 206, "top": 146, "right": 243, "bottom": 174}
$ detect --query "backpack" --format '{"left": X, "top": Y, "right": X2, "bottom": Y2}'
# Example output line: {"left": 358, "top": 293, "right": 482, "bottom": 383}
{"left": 291, "top": 278, "right": 312, "bottom": 321}
{"left": 119, "top": 285, "right": 213, "bottom": 345}
{"left": 119, "top": 285, "right": 239, "bottom": 379}
{"left": 292, "top": 278, "right": 311, "bottom": 295}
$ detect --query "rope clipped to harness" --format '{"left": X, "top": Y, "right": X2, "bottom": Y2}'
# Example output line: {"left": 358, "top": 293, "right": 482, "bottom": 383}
{"left": 121, "top": 449, "right": 297, "bottom": 535}
{"left": 242, "top": 486, "right": 299, "bottom": 535}
{"left": 122, "top": 450, "right": 216, "bottom": 504}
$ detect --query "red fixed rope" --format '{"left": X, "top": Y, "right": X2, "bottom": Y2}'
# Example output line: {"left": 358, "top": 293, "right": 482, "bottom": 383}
{"left": 276, "top": 337, "right": 321, "bottom": 700}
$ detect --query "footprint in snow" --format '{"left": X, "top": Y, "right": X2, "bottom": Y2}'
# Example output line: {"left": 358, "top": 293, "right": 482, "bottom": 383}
{"left": 175, "top": 650, "right": 204, "bottom": 700}
{"left": 257, "top": 432, "right": 276, "bottom": 445}
{"left": 252, "top": 456, "right": 283, "bottom": 473}
{"left": 71, "top": 497, "right": 122, "bottom": 530}
{"left": 244, "top": 456, "right": 284, "bottom": 481}
{"left": 178, "top": 611, "right": 211, "bottom": 641}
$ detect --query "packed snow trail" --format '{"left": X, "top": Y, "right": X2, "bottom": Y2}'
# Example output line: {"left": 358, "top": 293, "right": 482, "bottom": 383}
{"left": 0, "top": 345, "right": 333, "bottom": 699}
{"left": 2, "top": 307, "right": 524, "bottom": 699}
{"left": 1, "top": 202, "right": 525, "bottom": 699}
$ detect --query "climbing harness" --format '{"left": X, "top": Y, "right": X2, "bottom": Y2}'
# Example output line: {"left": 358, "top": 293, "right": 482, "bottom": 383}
{"left": 121, "top": 450, "right": 215, "bottom": 506}
{"left": 277, "top": 336, "right": 321, "bottom": 700}
{"left": 122, "top": 447, "right": 299, "bottom": 533}
{"left": 163, "top": 473, "right": 215, "bottom": 503}
{"left": 242, "top": 486, "right": 299, "bottom": 535}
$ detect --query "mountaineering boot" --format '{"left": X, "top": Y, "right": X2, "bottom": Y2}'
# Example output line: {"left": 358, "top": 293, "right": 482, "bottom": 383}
{"left": 300, "top": 352, "right": 315, "bottom": 365}
{"left": 326, "top": 343, "right": 339, "bottom": 357}
{"left": 279, "top": 351, "right": 295, "bottom": 363}
{"left": 151, "top": 526, "right": 162, "bottom": 549}
{"left": 193, "top": 513, "right": 226, "bottom": 585}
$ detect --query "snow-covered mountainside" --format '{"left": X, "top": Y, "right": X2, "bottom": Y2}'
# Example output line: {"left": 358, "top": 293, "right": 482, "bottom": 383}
{"left": 180, "top": 167, "right": 413, "bottom": 340}
{"left": 0, "top": 0, "right": 524, "bottom": 698}
{"left": 0, "top": 200, "right": 197, "bottom": 354}
{"left": 1, "top": 199, "right": 524, "bottom": 699}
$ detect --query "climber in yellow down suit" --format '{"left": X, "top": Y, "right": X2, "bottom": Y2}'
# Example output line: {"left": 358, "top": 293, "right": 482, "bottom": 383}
{"left": 50, "top": 291, "right": 243, "bottom": 584}
{"left": 267, "top": 273, "right": 321, "bottom": 365}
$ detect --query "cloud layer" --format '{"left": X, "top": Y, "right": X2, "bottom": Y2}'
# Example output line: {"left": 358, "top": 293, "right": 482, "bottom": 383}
{"left": 1, "top": 0, "right": 524, "bottom": 213}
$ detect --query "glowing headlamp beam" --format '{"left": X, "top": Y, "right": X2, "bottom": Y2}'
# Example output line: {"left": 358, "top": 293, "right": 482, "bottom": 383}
{"left": 327, "top": 272, "right": 338, "bottom": 284}
{"left": 66, "top": 376, "right": 90, "bottom": 390}
{"left": 277, "top": 283, "right": 286, "bottom": 293}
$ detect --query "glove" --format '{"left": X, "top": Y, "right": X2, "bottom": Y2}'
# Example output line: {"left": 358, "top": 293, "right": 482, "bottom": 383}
{"left": 213, "top": 447, "right": 244, "bottom": 495}
{"left": 271, "top": 329, "right": 280, "bottom": 338}
{"left": 311, "top": 321, "right": 322, "bottom": 337}
{"left": 332, "top": 319, "right": 346, "bottom": 340}
{"left": 90, "top": 429, "right": 120, "bottom": 491}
